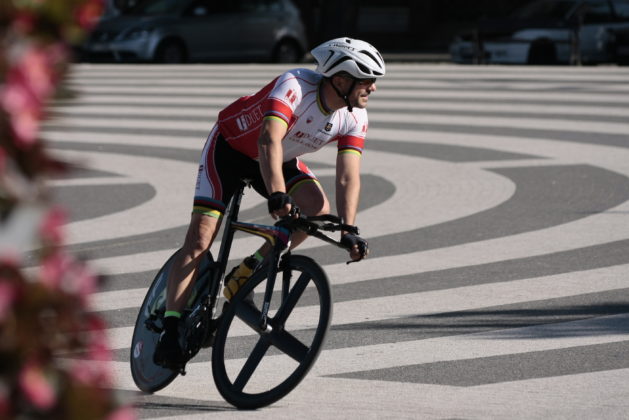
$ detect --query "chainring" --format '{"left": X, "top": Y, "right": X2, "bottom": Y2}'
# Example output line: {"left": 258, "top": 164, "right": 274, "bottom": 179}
{"left": 181, "top": 302, "right": 211, "bottom": 361}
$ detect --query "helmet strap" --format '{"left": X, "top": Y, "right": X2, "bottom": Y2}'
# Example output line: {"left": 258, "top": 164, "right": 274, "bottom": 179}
{"left": 330, "top": 77, "right": 357, "bottom": 112}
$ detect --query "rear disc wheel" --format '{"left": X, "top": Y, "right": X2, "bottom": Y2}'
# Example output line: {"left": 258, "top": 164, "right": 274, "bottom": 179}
{"left": 130, "top": 250, "right": 181, "bottom": 393}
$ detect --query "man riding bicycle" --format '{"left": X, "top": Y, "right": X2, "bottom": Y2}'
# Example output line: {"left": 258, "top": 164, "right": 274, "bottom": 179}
{"left": 154, "top": 37, "right": 386, "bottom": 369}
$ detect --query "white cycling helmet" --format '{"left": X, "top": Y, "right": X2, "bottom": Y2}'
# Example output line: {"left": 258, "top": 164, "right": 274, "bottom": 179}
{"left": 311, "top": 37, "right": 385, "bottom": 79}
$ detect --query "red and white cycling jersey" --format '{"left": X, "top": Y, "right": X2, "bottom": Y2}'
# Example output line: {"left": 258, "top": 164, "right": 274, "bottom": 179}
{"left": 217, "top": 68, "right": 368, "bottom": 161}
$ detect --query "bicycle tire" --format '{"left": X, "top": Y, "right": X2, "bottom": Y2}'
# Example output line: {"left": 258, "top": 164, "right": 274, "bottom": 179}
{"left": 130, "top": 249, "right": 181, "bottom": 393}
{"left": 130, "top": 249, "right": 212, "bottom": 393}
{"left": 211, "top": 255, "right": 332, "bottom": 409}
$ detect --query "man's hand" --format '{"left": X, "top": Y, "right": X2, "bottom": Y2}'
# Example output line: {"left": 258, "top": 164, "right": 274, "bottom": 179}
{"left": 267, "top": 192, "right": 294, "bottom": 219}
{"left": 341, "top": 233, "right": 369, "bottom": 261}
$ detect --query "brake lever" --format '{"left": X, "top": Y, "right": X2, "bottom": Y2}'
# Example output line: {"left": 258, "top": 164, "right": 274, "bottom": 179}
{"left": 288, "top": 205, "right": 300, "bottom": 218}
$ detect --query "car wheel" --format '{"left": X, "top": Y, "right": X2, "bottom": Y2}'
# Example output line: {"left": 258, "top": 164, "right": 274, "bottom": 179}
{"left": 155, "top": 39, "right": 187, "bottom": 63}
{"left": 272, "top": 39, "right": 302, "bottom": 63}
{"left": 527, "top": 40, "right": 556, "bottom": 65}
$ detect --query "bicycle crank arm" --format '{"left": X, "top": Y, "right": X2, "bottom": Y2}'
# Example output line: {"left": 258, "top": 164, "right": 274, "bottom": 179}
{"left": 259, "top": 301, "right": 273, "bottom": 332}
{"left": 144, "top": 317, "right": 164, "bottom": 333}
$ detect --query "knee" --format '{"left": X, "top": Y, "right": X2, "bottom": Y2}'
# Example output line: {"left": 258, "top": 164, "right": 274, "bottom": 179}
{"left": 313, "top": 198, "right": 330, "bottom": 216}
{"left": 183, "top": 234, "right": 211, "bottom": 256}
{"left": 182, "top": 215, "right": 217, "bottom": 256}
{"left": 295, "top": 191, "right": 329, "bottom": 216}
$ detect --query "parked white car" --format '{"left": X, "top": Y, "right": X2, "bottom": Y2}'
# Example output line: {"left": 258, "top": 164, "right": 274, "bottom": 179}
{"left": 450, "top": 0, "right": 629, "bottom": 64}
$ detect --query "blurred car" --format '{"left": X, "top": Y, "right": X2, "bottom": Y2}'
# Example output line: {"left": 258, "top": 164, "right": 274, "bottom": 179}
{"left": 81, "top": 0, "right": 308, "bottom": 63}
{"left": 608, "top": 25, "right": 629, "bottom": 62}
{"left": 449, "top": 0, "right": 629, "bottom": 64}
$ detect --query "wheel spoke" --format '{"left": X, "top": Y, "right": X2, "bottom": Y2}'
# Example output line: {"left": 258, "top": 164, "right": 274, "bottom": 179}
{"left": 233, "top": 338, "right": 271, "bottom": 392}
{"left": 232, "top": 301, "right": 263, "bottom": 333}
{"left": 274, "top": 272, "right": 310, "bottom": 326}
{"left": 270, "top": 329, "right": 309, "bottom": 363}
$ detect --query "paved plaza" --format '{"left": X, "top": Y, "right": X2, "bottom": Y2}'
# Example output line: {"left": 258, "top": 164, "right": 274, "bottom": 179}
{"left": 44, "top": 63, "right": 629, "bottom": 419}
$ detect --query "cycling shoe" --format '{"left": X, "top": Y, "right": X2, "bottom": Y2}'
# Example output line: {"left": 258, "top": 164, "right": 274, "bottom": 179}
{"left": 153, "top": 329, "right": 186, "bottom": 372}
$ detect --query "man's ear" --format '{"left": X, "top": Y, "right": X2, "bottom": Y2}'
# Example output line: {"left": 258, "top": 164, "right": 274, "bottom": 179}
{"left": 331, "top": 74, "right": 347, "bottom": 91}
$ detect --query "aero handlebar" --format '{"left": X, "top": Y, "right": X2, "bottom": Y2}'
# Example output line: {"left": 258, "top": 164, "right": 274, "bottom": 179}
{"left": 276, "top": 208, "right": 365, "bottom": 263}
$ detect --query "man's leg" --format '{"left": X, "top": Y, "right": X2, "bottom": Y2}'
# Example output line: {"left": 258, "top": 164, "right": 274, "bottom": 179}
{"left": 166, "top": 212, "right": 220, "bottom": 313}
{"left": 286, "top": 180, "right": 329, "bottom": 249}
{"left": 242, "top": 180, "right": 328, "bottom": 256}
{"left": 155, "top": 212, "right": 220, "bottom": 368}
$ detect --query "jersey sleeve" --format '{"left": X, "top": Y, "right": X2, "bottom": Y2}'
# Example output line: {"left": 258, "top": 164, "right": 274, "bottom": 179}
{"left": 337, "top": 111, "right": 368, "bottom": 157}
{"left": 262, "top": 71, "right": 303, "bottom": 128}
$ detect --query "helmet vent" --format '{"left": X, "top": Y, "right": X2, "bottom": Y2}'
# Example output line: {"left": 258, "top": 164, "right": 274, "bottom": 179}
{"left": 360, "top": 50, "right": 384, "bottom": 70}
{"left": 355, "top": 61, "right": 371, "bottom": 75}
{"left": 325, "top": 56, "right": 352, "bottom": 73}
{"left": 322, "top": 50, "right": 335, "bottom": 66}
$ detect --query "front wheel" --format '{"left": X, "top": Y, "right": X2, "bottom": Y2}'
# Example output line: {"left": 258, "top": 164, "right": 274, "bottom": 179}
{"left": 211, "top": 255, "right": 332, "bottom": 409}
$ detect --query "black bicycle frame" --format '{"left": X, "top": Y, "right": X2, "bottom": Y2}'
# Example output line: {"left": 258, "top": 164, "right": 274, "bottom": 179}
{"left": 204, "top": 180, "right": 246, "bottom": 319}
{"left": 205, "top": 179, "right": 292, "bottom": 328}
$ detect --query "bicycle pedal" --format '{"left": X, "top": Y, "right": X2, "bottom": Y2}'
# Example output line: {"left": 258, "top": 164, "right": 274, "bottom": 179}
{"left": 144, "top": 318, "right": 164, "bottom": 334}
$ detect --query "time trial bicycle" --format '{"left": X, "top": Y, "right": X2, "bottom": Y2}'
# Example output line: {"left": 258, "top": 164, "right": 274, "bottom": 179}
{"left": 130, "top": 179, "right": 364, "bottom": 409}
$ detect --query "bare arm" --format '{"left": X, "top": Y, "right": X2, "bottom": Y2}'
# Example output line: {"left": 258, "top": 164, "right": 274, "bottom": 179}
{"left": 258, "top": 118, "right": 290, "bottom": 218}
{"left": 258, "top": 118, "right": 288, "bottom": 194}
{"left": 336, "top": 152, "right": 366, "bottom": 260}
{"left": 336, "top": 151, "right": 361, "bottom": 227}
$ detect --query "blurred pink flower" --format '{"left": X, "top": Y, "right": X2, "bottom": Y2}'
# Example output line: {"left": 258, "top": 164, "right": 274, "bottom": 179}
{"left": 107, "top": 406, "right": 137, "bottom": 420}
{"left": 86, "top": 316, "right": 113, "bottom": 362}
{"left": 1, "top": 1, "right": 130, "bottom": 418}
{"left": 39, "top": 253, "right": 70, "bottom": 289}
{"left": 19, "top": 360, "right": 57, "bottom": 411}
{"left": 40, "top": 252, "right": 99, "bottom": 306}
{"left": 1, "top": 43, "right": 67, "bottom": 146}
{"left": 75, "top": 0, "right": 105, "bottom": 30}
{"left": 12, "top": 12, "right": 36, "bottom": 35}
{"left": 11, "top": 107, "right": 41, "bottom": 146}
{"left": 0, "top": 77, "right": 42, "bottom": 146}
{"left": 0, "top": 385, "right": 10, "bottom": 419}
{"left": 0, "top": 147, "right": 6, "bottom": 171}
{"left": 39, "top": 206, "right": 66, "bottom": 246}
{"left": 69, "top": 315, "right": 113, "bottom": 387}
{"left": 69, "top": 359, "right": 111, "bottom": 388}
{"left": 17, "top": 46, "right": 58, "bottom": 100}
{"left": 0, "top": 280, "right": 18, "bottom": 321}
{"left": 71, "top": 262, "right": 99, "bottom": 303}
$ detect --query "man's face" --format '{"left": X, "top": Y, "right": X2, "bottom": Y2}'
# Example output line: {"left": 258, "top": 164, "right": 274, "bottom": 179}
{"left": 335, "top": 76, "right": 377, "bottom": 109}
{"left": 350, "top": 77, "right": 377, "bottom": 109}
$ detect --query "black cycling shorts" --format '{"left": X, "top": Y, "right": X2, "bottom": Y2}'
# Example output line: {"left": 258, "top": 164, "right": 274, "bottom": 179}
{"left": 193, "top": 125, "right": 318, "bottom": 218}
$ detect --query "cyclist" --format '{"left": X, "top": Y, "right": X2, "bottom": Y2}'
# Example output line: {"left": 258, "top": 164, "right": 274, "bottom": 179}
{"left": 154, "top": 37, "right": 385, "bottom": 369}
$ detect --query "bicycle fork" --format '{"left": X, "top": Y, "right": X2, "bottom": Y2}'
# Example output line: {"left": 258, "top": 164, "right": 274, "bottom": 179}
{"left": 259, "top": 249, "right": 292, "bottom": 332}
